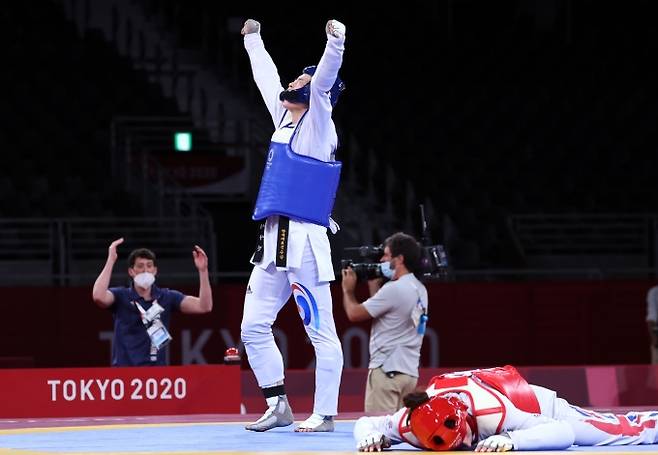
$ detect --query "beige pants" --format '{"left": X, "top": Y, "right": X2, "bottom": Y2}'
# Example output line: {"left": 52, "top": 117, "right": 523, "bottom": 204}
{"left": 364, "top": 367, "right": 418, "bottom": 413}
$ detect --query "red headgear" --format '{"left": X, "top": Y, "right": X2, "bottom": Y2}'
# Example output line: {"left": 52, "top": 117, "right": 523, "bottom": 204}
{"left": 409, "top": 395, "right": 469, "bottom": 451}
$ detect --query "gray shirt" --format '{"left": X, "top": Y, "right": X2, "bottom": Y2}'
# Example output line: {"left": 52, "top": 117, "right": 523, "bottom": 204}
{"left": 362, "top": 273, "right": 429, "bottom": 377}
{"left": 647, "top": 285, "right": 658, "bottom": 322}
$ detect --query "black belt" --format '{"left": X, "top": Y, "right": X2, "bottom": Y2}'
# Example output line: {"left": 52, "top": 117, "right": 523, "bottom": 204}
{"left": 275, "top": 216, "right": 289, "bottom": 267}
{"left": 386, "top": 370, "right": 403, "bottom": 378}
{"left": 252, "top": 216, "right": 290, "bottom": 267}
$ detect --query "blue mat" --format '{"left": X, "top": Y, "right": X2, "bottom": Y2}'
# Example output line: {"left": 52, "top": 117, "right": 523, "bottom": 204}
{"left": 2, "top": 421, "right": 658, "bottom": 453}
{"left": 0, "top": 421, "right": 375, "bottom": 452}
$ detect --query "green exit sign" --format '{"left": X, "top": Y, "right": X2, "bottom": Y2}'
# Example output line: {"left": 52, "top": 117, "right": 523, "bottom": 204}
{"left": 174, "top": 132, "right": 192, "bottom": 152}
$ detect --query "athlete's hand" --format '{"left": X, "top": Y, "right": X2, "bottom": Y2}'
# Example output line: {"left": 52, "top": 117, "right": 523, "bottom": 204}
{"left": 107, "top": 238, "right": 124, "bottom": 263}
{"left": 326, "top": 19, "right": 346, "bottom": 39}
{"left": 192, "top": 245, "right": 208, "bottom": 272}
{"left": 241, "top": 19, "right": 260, "bottom": 35}
{"left": 475, "top": 434, "right": 515, "bottom": 452}
{"left": 357, "top": 432, "right": 391, "bottom": 452}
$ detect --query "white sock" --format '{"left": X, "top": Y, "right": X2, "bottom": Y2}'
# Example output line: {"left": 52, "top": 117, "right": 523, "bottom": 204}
{"left": 265, "top": 396, "right": 280, "bottom": 407}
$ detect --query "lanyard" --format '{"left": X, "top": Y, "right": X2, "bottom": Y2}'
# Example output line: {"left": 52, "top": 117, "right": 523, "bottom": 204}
{"left": 133, "top": 300, "right": 160, "bottom": 362}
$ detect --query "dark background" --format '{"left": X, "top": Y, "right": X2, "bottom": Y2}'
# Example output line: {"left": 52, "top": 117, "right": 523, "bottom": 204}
{"left": 4, "top": 1, "right": 657, "bottom": 270}
{"left": 1, "top": 0, "right": 656, "bottom": 367}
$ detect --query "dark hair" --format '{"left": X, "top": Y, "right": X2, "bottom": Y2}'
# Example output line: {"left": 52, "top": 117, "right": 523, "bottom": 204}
{"left": 384, "top": 232, "right": 421, "bottom": 273}
{"left": 403, "top": 391, "right": 431, "bottom": 410}
{"left": 127, "top": 248, "right": 156, "bottom": 268}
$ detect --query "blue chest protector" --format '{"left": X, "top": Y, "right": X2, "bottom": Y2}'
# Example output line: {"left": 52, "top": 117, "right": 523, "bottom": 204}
{"left": 252, "top": 119, "right": 341, "bottom": 227}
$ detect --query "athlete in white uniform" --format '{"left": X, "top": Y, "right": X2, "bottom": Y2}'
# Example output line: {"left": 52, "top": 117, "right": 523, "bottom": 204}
{"left": 240, "top": 18, "right": 346, "bottom": 433}
{"left": 354, "top": 365, "right": 658, "bottom": 451}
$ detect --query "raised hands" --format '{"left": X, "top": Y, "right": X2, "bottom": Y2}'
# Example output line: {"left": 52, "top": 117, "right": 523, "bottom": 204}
{"left": 241, "top": 19, "right": 261, "bottom": 35}
{"left": 326, "top": 19, "right": 346, "bottom": 39}
{"left": 107, "top": 238, "right": 124, "bottom": 263}
{"left": 192, "top": 245, "right": 209, "bottom": 272}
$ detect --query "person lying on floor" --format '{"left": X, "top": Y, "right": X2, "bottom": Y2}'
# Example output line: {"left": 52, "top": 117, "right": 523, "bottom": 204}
{"left": 354, "top": 365, "right": 658, "bottom": 452}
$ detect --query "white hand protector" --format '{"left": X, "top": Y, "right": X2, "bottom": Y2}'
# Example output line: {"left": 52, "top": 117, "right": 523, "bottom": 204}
{"left": 241, "top": 19, "right": 260, "bottom": 35}
{"left": 475, "top": 434, "right": 515, "bottom": 452}
{"left": 326, "top": 19, "right": 346, "bottom": 39}
{"left": 357, "top": 432, "right": 390, "bottom": 452}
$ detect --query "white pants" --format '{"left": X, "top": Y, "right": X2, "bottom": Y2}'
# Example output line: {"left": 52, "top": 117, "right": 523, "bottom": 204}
{"left": 555, "top": 399, "right": 658, "bottom": 445}
{"left": 241, "top": 239, "right": 343, "bottom": 416}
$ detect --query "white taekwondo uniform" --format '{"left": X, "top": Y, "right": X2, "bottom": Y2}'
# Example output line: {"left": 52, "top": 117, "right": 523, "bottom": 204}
{"left": 240, "top": 30, "right": 344, "bottom": 416}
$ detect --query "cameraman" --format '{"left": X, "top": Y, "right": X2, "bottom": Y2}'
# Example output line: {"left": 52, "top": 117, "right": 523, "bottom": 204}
{"left": 92, "top": 238, "right": 213, "bottom": 366}
{"left": 341, "top": 232, "right": 429, "bottom": 413}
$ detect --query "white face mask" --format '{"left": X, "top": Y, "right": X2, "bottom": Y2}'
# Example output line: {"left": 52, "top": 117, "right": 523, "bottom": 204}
{"left": 380, "top": 261, "right": 395, "bottom": 279}
{"left": 133, "top": 272, "right": 155, "bottom": 289}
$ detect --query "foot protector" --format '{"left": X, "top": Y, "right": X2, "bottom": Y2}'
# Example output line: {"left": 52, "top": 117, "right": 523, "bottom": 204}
{"left": 245, "top": 396, "right": 294, "bottom": 432}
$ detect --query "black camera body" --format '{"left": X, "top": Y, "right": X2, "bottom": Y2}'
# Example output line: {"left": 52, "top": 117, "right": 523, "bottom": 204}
{"left": 418, "top": 244, "right": 449, "bottom": 280}
{"left": 340, "top": 246, "right": 385, "bottom": 281}
{"left": 339, "top": 205, "right": 450, "bottom": 282}
{"left": 341, "top": 244, "right": 448, "bottom": 282}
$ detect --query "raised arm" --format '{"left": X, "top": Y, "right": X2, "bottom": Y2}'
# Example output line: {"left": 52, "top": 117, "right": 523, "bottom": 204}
{"left": 306, "top": 20, "right": 345, "bottom": 126}
{"left": 180, "top": 245, "right": 213, "bottom": 314}
{"left": 92, "top": 238, "right": 123, "bottom": 308}
{"left": 314, "top": 20, "right": 346, "bottom": 93}
{"left": 242, "top": 19, "right": 286, "bottom": 126}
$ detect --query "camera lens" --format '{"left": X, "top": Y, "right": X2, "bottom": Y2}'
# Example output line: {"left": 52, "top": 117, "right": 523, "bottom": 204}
{"left": 351, "top": 263, "right": 382, "bottom": 281}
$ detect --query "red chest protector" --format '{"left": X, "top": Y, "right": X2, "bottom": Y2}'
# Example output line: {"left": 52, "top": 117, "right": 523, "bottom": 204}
{"left": 429, "top": 365, "right": 540, "bottom": 414}
{"left": 470, "top": 365, "right": 540, "bottom": 414}
{"left": 398, "top": 365, "right": 540, "bottom": 448}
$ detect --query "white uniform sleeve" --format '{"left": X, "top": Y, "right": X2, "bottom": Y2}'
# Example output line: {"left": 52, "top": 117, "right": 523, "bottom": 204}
{"left": 243, "top": 33, "right": 286, "bottom": 127}
{"left": 307, "top": 33, "right": 344, "bottom": 130}
{"left": 647, "top": 286, "right": 658, "bottom": 322}
{"left": 353, "top": 408, "right": 407, "bottom": 447}
{"left": 293, "top": 33, "right": 344, "bottom": 160}
{"left": 499, "top": 396, "right": 575, "bottom": 450}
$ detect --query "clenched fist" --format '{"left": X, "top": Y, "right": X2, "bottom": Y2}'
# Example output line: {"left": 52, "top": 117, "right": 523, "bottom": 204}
{"left": 241, "top": 19, "right": 260, "bottom": 35}
{"left": 326, "top": 19, "right": 346, "bottom": 39}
